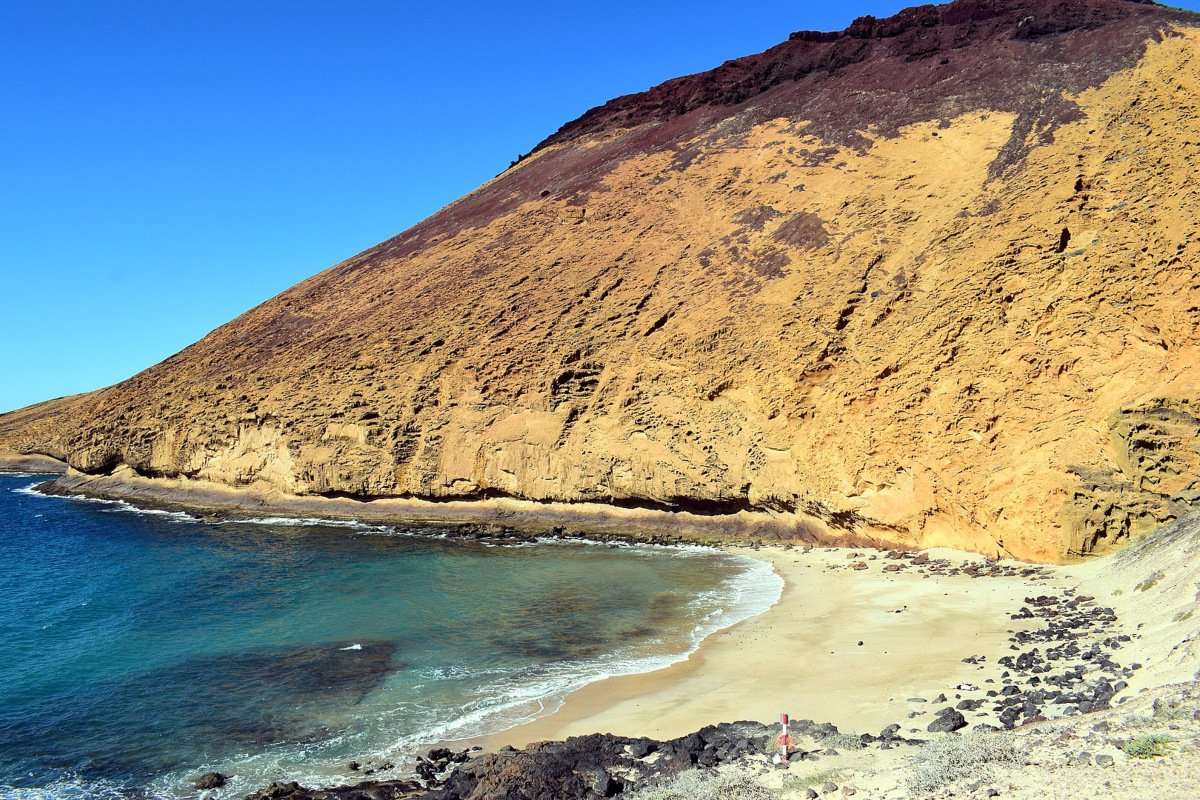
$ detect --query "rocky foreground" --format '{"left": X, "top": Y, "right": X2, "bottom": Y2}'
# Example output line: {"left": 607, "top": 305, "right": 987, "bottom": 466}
{"left": 235, "top": 684, "right": 1200, "bottom": 800}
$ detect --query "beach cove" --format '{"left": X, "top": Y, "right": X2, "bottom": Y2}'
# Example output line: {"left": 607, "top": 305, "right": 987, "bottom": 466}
{"left": 0, "top": 471, "right": 777, "bottom": 799}
{"left": 4, "top": 464, "right": 1199, "bottom": 799}
{"left": 490, "top": 545, "right": 1057, "bottom": 746}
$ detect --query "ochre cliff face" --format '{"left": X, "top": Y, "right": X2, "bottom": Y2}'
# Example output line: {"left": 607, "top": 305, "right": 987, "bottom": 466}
{"left": 5, "top": 0, "right": 1200, "bottom": 561}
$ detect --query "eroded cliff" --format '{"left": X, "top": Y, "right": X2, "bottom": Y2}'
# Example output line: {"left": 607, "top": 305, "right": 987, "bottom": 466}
{"left": 5, "top": 0, "right": 1200, "bottom": 561}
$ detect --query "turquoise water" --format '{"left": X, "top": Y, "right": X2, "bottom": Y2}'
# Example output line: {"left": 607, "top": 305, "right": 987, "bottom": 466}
{"left": 0, "top": 473, "right": 780, "bottom": 799}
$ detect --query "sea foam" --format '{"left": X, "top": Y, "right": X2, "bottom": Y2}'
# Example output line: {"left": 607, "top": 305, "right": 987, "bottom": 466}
{"left": 219, "top": 515, "right": 390, "bottom": 532}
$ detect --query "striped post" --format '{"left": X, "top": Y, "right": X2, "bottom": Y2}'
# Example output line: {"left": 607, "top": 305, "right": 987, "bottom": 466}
{"left": 774, "top": 712, "right": 791, "bottom": 765}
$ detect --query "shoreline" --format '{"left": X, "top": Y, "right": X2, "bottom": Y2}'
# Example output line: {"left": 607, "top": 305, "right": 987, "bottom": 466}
{"left": 5, "top": 468, "right": 1190, "bottom": 799}
{"left": 442, "top": 546, "right": 788, "bottom": 754}
{"left": 257, "top": 532, "right": 1184, "bottom": 800}
{"left": 0, "top": 452, "right": 67, "bottom": 475}
{"left": 2, "top": 476, "right": 1026, "bottom": 756}
{"left": 17, "top": 462, "right": 918, "bottom": 553}
{"left": 482, "top": 545, "right": 1057, "bottom": 748}
{"left": 3, "top": 470, "right": 1033, "bottom": 755}
{"left": 2, "top": 470, "right": 1078, "bottom": 746}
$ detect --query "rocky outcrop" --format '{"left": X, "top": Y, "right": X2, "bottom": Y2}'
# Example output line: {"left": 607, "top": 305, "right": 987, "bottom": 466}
{"left": 244, "top": 779, "right": 424, "bottom": 800}
{"left": 4, "top": 0, "right": 1200, "bottom": 561}
{"left": 242, "top": 720, "right": 915, "bottom": 800}
{"left": 194, "top": 772, "right": 228, "bottom": 790}
{"left": 1064, "top": 399, "right": 1200, "bottom": 556}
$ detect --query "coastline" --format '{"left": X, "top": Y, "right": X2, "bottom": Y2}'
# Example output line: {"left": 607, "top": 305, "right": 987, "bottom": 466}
{"left": 4, "top": 472, "right": 1044, "bottom": 758}
{"left": 7, "top": 467, "right": 1195, "bottom": 800}
{"left": 484, "top": 545, "right": 1057, "bottom": 748}
{"left": 5, "top": 466, "right": 1071, "bottom": 748}
{"left": 0, "top": 451, "right": 67, "bottom": 475}
{"left": 20, "top": 463, "right": 908, "bottom": 552}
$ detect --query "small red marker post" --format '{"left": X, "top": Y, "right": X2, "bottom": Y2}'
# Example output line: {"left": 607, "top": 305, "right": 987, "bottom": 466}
{"left": 774, "top": 712, "right": 791, "bottom": 766}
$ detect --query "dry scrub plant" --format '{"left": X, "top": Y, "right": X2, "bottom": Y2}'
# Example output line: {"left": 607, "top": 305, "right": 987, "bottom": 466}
{"left": 905, "top": 733, "right": 1024, "bottom": 796}
{"left": 626, "top": 768, "right": 780, "bottom": 800}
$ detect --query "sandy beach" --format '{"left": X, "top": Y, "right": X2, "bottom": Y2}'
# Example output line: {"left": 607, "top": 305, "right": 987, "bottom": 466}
{"left": 489, "top": 545, "right": 1057, "bottom": 746}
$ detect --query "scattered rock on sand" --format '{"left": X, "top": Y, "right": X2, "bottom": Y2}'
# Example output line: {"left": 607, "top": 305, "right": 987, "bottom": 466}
{"left": 927, "top": 708, "right": 968, "bottom": 733}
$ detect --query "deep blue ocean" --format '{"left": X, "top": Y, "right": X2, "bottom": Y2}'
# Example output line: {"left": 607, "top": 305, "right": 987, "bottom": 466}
{"left": 0, "top": 472, "right": 780, "bottom": 799}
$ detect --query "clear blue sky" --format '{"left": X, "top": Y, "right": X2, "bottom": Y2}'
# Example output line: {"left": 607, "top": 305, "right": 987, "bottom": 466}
{"left": 2, "top": 1, "right": 1197, "bottom": 413}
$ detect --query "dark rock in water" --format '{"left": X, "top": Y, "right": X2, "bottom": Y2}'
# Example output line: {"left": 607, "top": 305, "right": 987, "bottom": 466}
{"left": 195, "top": 772, "right": 227, "bottom": 789}
{"left": 415, "top": 759, "right": 438, "bottom": 784}
{"left": 245, "top": 779, "right": 424, "bottom": 799}
{"left": 34, "top": 639, "right": 400, "bottom": 772}
{"left": 927, "top": 708, "right": 967, "bottom": 733}
{"left": 415, "top": 748, "right": 472, "bottom": 785}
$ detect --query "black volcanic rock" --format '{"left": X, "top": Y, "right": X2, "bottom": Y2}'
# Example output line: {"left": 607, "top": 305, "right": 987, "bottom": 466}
{"left": 195, "top": 772, "right": 227, "bottom": 790}
{"left": 927, "top": 708, "right": 969, "bottom": 733}
{"left": 244, "top": 779, "right": 424, "bottom": 800}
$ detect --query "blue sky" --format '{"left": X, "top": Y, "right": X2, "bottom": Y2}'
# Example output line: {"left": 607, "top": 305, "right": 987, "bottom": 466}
{"left": 2, "top": 1, "right": 1198, "bottom": 413}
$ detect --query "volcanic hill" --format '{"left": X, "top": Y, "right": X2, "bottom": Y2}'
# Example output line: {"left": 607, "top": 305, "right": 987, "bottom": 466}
{"left": 5, "top": 0, "right": 1200, "bottom": 561}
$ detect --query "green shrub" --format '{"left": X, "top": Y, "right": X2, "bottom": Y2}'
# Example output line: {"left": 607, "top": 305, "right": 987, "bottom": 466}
{"left": 1123, "top": 734, "right": 1172, "bottom": 759}
{"left": 905, "top": 734, "right": 1023, "bottom": 796}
